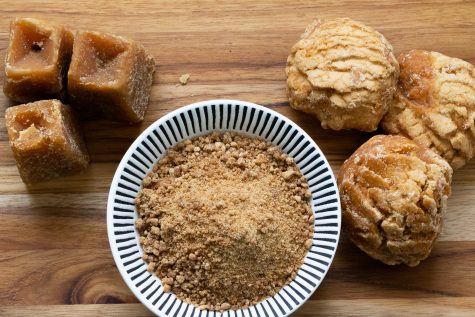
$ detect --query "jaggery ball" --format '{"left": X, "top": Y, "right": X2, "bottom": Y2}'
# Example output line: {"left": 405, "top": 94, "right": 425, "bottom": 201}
{"left": 381, "top": 50, "right": 475, "bottom": 169}
{"left": 338, "top": 135, "right": 452, "bottom": 266}
{"left": 286, "top": 18, "right": 399, "bottom": 131}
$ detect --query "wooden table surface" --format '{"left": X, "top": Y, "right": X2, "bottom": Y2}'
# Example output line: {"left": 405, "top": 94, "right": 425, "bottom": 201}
{"left": 1, "top": 1, "right": 475, "bottom": 316}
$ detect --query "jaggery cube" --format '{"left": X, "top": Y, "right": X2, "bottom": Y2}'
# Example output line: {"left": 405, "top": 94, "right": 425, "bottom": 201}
{"left": 5, "top": 100, "right": 90, "bottom": 183}
{"left": 67, "top": 31, "right": 156, "bottom": 123}
{"left": 4, "top": 18, "right": 73, "bottom": 103}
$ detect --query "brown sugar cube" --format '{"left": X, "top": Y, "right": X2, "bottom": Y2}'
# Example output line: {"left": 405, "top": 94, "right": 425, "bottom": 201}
{"left": 5, "top": 99, "right": 90, "bottom": 183}
{"left": 67, "top": 31, "right": 156, "bottom": 123}
{"left": 4, "top": 18, "right": 73, "bottom": 103}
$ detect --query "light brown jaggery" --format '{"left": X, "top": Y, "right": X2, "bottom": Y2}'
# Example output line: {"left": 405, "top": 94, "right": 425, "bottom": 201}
{"left": 4, "top": 18, "right": 73, "bottom": 103}
{"left": 286, "top": 18, "right": 399, "bottom": 132}
{"left": 5, "top": 99, "right": 90, "bottom": 183}
{"left": 135, "top": 132, "right": 314, "bottom": 311}
{"left": 338, "top": 135, "right": 452, "bottom": 266}
{"left": 381, "top": 50, "right": 475, "bottom": 169}
{"left": 67, "top": 31, "right": 156, "bottom": 123}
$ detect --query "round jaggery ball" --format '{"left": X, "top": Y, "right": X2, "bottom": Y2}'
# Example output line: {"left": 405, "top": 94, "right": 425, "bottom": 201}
{"left": 337, "top": 135, "right": 452, "bottom": 266}
{"left": 286, "top": 18, "right": 399, "bottom": 132}
{"left": 381, "top": 49, "right": 475, "bottom": 169}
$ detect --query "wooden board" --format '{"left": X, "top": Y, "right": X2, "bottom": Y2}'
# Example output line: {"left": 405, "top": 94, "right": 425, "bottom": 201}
{"left": 1, "top": 0, "right": 474, "bottom": 315}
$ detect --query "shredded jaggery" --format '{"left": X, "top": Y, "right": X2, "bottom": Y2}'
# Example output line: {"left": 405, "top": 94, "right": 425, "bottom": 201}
{"left": 135, "top": 132, "right": 314, "bottom": 311}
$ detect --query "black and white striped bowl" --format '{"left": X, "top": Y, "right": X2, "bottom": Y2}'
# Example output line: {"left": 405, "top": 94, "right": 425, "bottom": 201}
{"left": 107, "top": 99, "right": 341, "bottom": 317}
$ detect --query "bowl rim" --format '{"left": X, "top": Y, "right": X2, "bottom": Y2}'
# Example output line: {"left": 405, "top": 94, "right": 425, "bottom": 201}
{"left": 107, "top": 99, "right": 341, "bottom": 317}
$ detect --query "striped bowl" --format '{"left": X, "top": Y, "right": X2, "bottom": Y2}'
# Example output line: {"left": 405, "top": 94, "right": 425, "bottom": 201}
{"left": 107, "top": 99, "right": 341, "bottom": 317}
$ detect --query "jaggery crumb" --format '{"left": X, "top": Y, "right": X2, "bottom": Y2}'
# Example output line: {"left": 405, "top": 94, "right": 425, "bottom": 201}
{"left": 135, "top": 131, "right": 313, "bottom": 311}
{"left": 179, "top": 73, "right": 190, "bottom": 85}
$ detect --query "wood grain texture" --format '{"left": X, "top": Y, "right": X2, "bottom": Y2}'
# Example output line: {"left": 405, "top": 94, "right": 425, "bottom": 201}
{"left": 0, "top": 0, "right": 474, "bottom": 316}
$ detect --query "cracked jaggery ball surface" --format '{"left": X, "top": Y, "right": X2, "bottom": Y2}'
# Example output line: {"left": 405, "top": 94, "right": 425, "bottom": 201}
{"left": 381, "top": 49, "right": 475, "bottom": 169}
{"left": 338, "top": 135, "right": 452, "bottom": 266}
{"left": 286, "top": 18, "right": 399, "bottom": 132}
{"left": 135, "top": 132, "right": 314, "bottom": 311}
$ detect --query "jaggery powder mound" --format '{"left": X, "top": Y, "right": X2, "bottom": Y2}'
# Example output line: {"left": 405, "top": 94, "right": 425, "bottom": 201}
{"left": 135, "top": 132, "right": 314, "bottom": 311}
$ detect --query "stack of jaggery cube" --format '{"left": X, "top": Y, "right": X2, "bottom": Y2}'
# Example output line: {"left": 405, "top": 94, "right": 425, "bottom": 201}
{"left": 4, "top": 18, "right": 156, "bottom": 183}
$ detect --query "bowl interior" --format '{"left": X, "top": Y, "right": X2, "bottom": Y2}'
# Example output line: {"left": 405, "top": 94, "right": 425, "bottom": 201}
{"left": 107, "top": 100, "right": 341, "bottom": 317}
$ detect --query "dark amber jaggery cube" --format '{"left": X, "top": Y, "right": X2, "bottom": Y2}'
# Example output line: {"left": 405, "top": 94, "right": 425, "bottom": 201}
{"left": 4, "top": 18, "right": 73, "bottom": 103}
{"left": 5, "top": 99, "right": 90, "bottom": 183}
{"left": 68, "top": 31, "right": 156, "bottom": 123}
